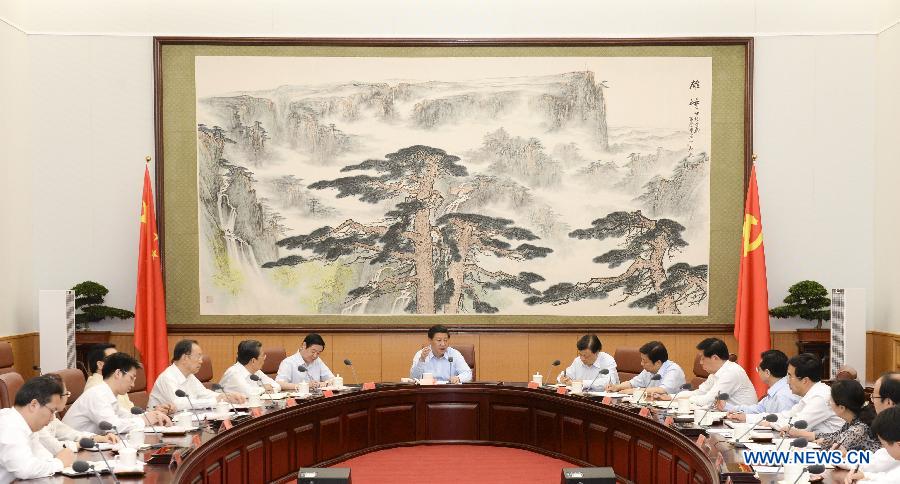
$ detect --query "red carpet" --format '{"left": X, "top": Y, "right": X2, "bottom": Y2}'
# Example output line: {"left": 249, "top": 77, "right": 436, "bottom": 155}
{"left": 330, "top": 444, "right": 573, "bottom": 483}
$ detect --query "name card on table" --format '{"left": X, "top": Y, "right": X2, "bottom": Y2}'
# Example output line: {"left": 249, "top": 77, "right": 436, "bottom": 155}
{"left": 638, "top": 407, "right": 651, "bottom": 417}
{"left": 556, "top": 387, "right": 568, "bottom": 395}
{"left": 192, "top": 434, "right": 202, "bottom": 448}
{"left": 323, "top": 390, "right": 335, "bottom": 398}
{"left": 527, "top": 381, "right": 539, "bottom": 389}
{"left": 286, "top": 398, "right": 297, "bottom": 407}
{"left": 601, "top": 396, "right": 613, "bottom": 405}
{"left": 663, "top": 416, "right": 674, "bottom": 427}
{"left": 362, "top": 382, "right": 376, "bottom": 390}
{"left": 695, "top": 434, "right": 706, "bottom": 447}
{"left": 221, "top": 419, "right": 233, "bottom": 431}
{"left": 250, "top": 407, "right": 263, "bottom": 418}
{"left": 716, "top": 453, "right": 724, "bottom": 467}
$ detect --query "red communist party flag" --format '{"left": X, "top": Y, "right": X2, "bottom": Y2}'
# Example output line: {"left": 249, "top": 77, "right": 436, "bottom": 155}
{"left": 134, "top": 164, "right": 169, "bottom": 391}
{"left": 734, "top": 165, "right": 771, "bottom": 398}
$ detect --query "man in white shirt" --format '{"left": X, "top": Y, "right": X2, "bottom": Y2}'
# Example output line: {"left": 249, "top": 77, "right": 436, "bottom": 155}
{"left": 36, "top": 373, "right": 118, "bottom": 455}
{"left": 852, "top": 371, "right": 900, "bottom": 479}
{"left": 276, "top": 334, "right": 335, "bottom": 390}
{"left": 63, "top": 352, "right": 171, "bottom": 434}
{"left": 558, "top": 334, "right": 619, "bottom": 390}
{"left": 410, "top": 325, "right": 472, "bottom": 383}
{"left": 844, "top": 405, "right": 900, "bottom": 483}
{"left": 84, "top": 343, "right": 176, "bottom": 415}
{"left": 654, "top": 338, "right": 757, "bottom": 407}
{"left": 606, "top": 341, "right": 684, "bottom": 394}
{"left": 723, "top": 350, "right": 799, "bottom": 420}
{"left": 150, "top": 339, "right": 246, "bottom": 410}
{"left": 0, "top": 375, "right": 74, "bottom": 481}
{"left": 220, "top": 339, "right": 281, "bottom": 395}
{"left": 767, "top": 353, "right": 843, "bottom": 434}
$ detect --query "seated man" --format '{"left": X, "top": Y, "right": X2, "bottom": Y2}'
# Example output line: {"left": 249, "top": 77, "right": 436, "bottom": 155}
{"left": 37, "top": 373, "right": 118, "bottom": 455}
{"left": 854, "top": 371, "right": 900, "bottom": 478}
{"left": 845, "top": 406, "right": 900, "bottom": 482}
{"left": 762, "top": 353, "right": 843, "bottom": 433}
{"left": 410, "top": 325, "right": 472, "bottom": 383}
{"left": 85, "top": 343, "right": 175, "bottom": 414}
{"left": 723, "top": 350, "right": 799, "bottom": 420}
{"left": 0, "top": 376, "right": 74, "bottom": 481}
{"left": 276, "top": 334, "right": 334, "bottom": 390}
{"left": 220, "top": 340, "right": 281, "bottom": 395}
{"left": 559, "top": 334, "right": 619, "bottom": 391}
{"left": 64, "top": 352, "right": 171, "bottom": 434}
{"left": 150, "top": 339, "right": 246, "bottom": 410}
{"left": 653, "top": 338, "right": 757, "bottom": 406}
{"left": 606, "top": 341, "right": 684, "bottom": 394}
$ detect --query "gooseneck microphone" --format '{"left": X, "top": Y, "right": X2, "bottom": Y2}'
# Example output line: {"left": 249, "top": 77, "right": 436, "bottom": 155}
{"left": 695, "top": 393, "right": 729, "bottom": 426}
{"left": 447, "top": 357, "right": 455, "bottom": 383}
{"left": 98, "top": 421, "right": 127, "bottom": 448}
{"left": 776, "top": 437, "right": 808, "bottom": 476}
{"left": 774, "top": 418, "right": 806, "bottom": 451}
{"left": 79, "top": 437, "right": 120, "bottom": 484}
{"left": 72, "top": 460, "right": 102, "bottom": 483}
{"left": 732, "top": 413, "right": 779, "bottom": 445}
{"left": 548, "top": 360, "right": 561, "bottom": 385}
{"left": 343, "top": 359, "right": 359, "bottom": 386}
{"left": 174, "top": 389, "right": 203, "bottom": 427}
{"left": 130, "top": 406, "right": 159, "bottom": 434}
{"left": 586, "top": 368, "right": 610, "bottom": 392}
{"left": 664, "top": 383, "right": 695, "bottom": 413}
{"left": 793, "top": 465, "right": 825, "bottom": 484}
{"left": 249, "top": 374, "right": 276, "bottom": 407}
{"left": 636, "top": 374, "right": 662, "bottom": 404}
{"left": 211, "top": 384, "right": 239, "bottom": 415}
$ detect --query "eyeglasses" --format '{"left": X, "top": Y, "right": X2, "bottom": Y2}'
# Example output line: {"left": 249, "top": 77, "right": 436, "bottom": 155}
{"left": 61, "top": 391, "right": 72, "bottom": 398}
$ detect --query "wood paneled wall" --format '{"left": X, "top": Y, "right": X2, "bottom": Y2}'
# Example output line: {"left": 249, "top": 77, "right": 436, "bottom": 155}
{"left": 0, "top": 332, "right": 39, "bottom": 378}
{"left": 5, "top": 329, "right": 896, "bottom": 384}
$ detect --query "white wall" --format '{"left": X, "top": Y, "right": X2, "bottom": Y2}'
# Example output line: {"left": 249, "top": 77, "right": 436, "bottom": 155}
{"left": 1, "top": 1, "right": 897, "bottom": 335}
{"left": 754, "top": 35, "right": 876, "bottom": 330}
{"left": 0, "top": 20, "right": 34, "bottom": 336}
{"left": 875, "top": 23, "right": 900, "bottom": 333}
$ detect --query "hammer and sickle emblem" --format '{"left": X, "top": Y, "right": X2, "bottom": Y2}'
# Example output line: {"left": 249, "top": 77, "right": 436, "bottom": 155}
{"left": 742, "top": 214, "right": 763, "bottom": 257}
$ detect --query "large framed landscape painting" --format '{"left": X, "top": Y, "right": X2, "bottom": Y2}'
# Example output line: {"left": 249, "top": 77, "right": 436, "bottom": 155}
{"left": 154, "top": 37, "right": 752, "bottom": 329}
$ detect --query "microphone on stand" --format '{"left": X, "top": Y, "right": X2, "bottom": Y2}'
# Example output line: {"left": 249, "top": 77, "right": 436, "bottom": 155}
{"left": 663, "top": 383, "right": 695, "bottom": 413}
{"left": 775, "top": 437, "right": 808, "bottom": 477}
{"left": 174, "top": 389, "right": 203, "bottom": 427}
{"left": 447, "top": 357, "right": 455, "bottom": 383}
{"left": 343, "top": 359, "right": 359, "bottom": 386}
{"left": 548, "top": 360, "right": 561, "bottom": 385}
{"left": 249, "top": 374, "right": 276, "bottom": 407}
{"left": 72, "top": 460, "right": 102, "bottom": 483}
{"left": 211, "top": 384, "right": 239, "bottom": 415}
{"left": 731, "top": 414, "right": 779, "bottom": 447}
{"left": 98, "top": 421, "right": 127, "bottom": 448}
{"left": 792, "top": 465, "right": 825, "bottom": 484}
{"left": 130, "top": 406, "right": 159, "bottom": 434}
{"left": 695, "top": 393, "right": 729, "bottom": 426}
{"left": 586, "top": 369, "right": 610, "bottom": 392}
{"left": 79, "top": 437, "right": 120, "bottom": 484}
{"left": 773, "top": 418, "right": 805, "bottom": 451}
{"left": 635, "top": 374, "right": 662, "bottom": 404}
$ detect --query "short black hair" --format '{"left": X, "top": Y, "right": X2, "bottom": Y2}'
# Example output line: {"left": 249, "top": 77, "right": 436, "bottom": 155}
{"left": 303, "top": 333, "right": 326, "bottom": 348}
{"left": 758, "top": 350, "right": 789, "bottom": 378}
{"left": 87, "top": 343, "right": 117, "bottom": 374}
{"left": 102, "top": 352, "right": 142, "bottom": 379}
{"left": 428, "top": 325, "right": 450, "bottom": 339}
{"left": 237, "top": 340, "right": 263, "bottom": 365}
{"left": 15, "top": 375, "right": 64, "bottom": 407}
{"left": 639, "top": 341, "right": 668, "bottom": 364}
{"left": 788, "top": 353, "right": 823, "bottom": 382}
{"left": 173, "top": 339, "right": 199, "bottom": 362}
{"left": 576, "top": 334, "right": 601, "bottom": 353}
{"left": 878, "top": 371, "right": 900, "bottom": 404}
{"left": 871, "top": 405, "right": 900, "bottom": 444}
{"left": 830, "top": 379, "right": 875, "bottom": 425}
{"left": 696, "top": 338, "right": 729, "bottom": 360}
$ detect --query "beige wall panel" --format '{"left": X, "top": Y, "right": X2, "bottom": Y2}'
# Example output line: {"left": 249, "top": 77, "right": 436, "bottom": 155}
{"left": 478, "top": 333, "right": 528, "bottom": 381}
{"left": 0, "top": 332, "right": 38, "bottom": 378}
{"left": 330, "top": 334, "right": 382, "bottom": 384}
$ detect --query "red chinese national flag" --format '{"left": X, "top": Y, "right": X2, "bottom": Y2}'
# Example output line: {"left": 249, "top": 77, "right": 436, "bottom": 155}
{"left": 134, "top": 165, "right": 169, "bottom": 391}
{"left": 734, "top": 165, "right": 770, "bottom": 398}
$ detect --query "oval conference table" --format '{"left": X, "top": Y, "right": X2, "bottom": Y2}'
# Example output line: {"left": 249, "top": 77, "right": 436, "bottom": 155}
{"left": 36, "top": 382, "right": 824, "bottom": 484}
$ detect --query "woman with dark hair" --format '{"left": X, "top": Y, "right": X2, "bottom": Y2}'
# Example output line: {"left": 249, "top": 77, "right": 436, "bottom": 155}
{"left": 788, "top": 379, "right": 880, "bottom": 451}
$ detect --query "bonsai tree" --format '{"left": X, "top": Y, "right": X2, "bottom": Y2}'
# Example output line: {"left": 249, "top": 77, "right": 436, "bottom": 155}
{"left": 769, "top": 280, "right": 831, "bottom": 329}
{"left": 72, "top": 281, "right": 135, "bottom": 330}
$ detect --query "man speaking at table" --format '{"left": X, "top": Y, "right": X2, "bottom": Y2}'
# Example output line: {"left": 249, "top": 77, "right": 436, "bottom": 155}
{"left": 410, "top": 325, "right": 472, "bottom": 383}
